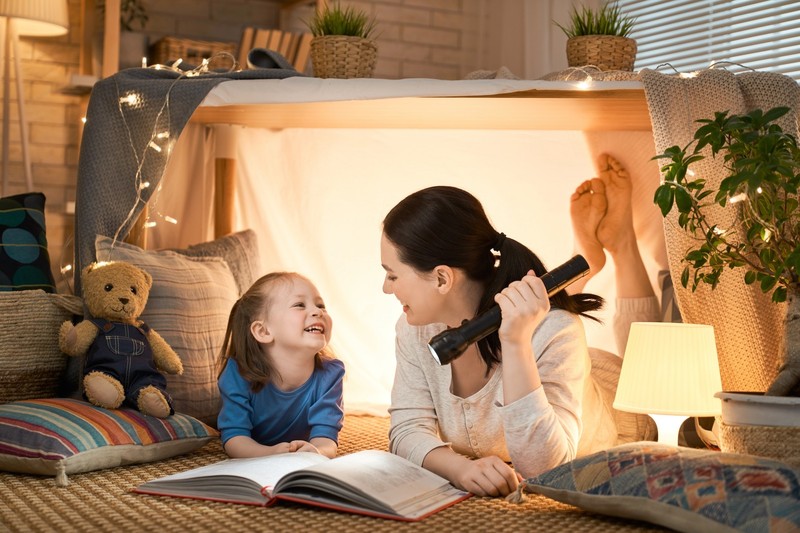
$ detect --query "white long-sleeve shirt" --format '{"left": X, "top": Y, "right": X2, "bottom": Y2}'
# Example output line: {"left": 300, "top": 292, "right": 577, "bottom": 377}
{"left": 388, "top": 297, "right": 660, "bottom": 478}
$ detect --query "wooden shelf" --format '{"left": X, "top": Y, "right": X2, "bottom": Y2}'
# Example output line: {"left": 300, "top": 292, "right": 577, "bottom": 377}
{"left": 190, "top": 87, "right": 651, "bottom": 131}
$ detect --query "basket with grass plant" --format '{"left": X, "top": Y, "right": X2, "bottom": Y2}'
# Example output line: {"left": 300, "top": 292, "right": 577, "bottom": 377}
{"left": 556, "top": 1, "right": 637, "bottom": 71}
{"left": 306, "top": 2, "right": 378, "bottom": 79}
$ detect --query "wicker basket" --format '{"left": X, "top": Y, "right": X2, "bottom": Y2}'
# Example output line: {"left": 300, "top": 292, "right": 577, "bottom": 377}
{"left": 718, "top": 421, "right": 800, "bottom": 468}
{"left": 149, "top": 37, "right": 237, "bottom": 69}
{"left": 310, "top": 35, "right": 377, "bottom": 79}
{"left": 0, "top": 290, "right": 83, "bottom": 403}
{"left": 566, "top": 35, "right": 637, "bottom": 72}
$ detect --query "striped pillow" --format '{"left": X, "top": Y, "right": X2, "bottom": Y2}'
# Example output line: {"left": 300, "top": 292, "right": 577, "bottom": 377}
{"left": 95, "top": 235, "right": 239, "bottom": 427}
{"left": 0, "top": 398, "right": 217, "bottom": 486}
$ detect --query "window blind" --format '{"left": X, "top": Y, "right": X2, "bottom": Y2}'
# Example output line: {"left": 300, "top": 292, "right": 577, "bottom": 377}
{"left": 614, "top": 0, "right": 800, "bottom": 81}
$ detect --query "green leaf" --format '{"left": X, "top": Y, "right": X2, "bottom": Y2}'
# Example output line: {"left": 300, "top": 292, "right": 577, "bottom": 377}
{"left": 744, "top": 270, "right": 757, "bottom": 284}
{"left": 681, "top": 266, "right": 690, "bottom": 288}
{"left": 654, "top": 185, "right": 675, "bottom": 216}
{"left": 674, "top": 187, "right": 693, "bottom": 212}
{"left": 773, "top": 286, "right": 788, "bottom": 303}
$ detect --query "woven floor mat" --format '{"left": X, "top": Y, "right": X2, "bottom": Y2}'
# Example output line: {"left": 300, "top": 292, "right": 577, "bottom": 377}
{"left": 0, "top": 415, "right": 663, "bottom": 532}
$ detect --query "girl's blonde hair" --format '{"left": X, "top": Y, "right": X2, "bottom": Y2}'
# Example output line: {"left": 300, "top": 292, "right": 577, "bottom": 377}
{"left": 217, "top": 272, "right": 333, "bottom": 392}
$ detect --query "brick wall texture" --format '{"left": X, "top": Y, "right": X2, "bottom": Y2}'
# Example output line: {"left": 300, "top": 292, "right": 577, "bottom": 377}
{"left": 2, "top": 0, "right": 481, "bottom": 291}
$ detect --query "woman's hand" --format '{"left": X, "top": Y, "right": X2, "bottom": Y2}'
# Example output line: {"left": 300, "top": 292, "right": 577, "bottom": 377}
{"left": 494, "top": 269, "right": 550, "bottom": 348}
{"left": 453, "top": 456, "right": 521, "bottom": 497}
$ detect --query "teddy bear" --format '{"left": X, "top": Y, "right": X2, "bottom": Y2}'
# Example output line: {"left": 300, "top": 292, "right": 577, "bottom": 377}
{"left": 59, "top": 260, "right": 183, "bottom": 418}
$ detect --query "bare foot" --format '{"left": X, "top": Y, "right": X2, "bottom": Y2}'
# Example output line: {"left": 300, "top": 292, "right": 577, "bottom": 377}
{"left": 570, "top": 177, "right": 607, "bottom": 280}
{"left": 596, "top": 154, "right": 635, "bottom": 254}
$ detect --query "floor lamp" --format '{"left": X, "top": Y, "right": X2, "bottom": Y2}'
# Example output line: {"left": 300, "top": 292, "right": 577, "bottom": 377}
{"left": 0, "top": 0, "right": 68, "bottom": 197}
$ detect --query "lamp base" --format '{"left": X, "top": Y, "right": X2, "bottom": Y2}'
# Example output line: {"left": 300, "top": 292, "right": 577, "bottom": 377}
{"left": 651, "top": 414, "right": 687, "bottom": 445}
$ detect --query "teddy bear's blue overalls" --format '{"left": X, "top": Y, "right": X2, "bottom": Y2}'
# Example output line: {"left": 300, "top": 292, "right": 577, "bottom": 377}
{"left": 84, "top": 319, "right": 174, "bottom": 414}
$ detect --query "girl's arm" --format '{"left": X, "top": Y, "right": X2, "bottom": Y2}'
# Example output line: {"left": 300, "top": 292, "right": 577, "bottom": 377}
{"left": 224, "top": 435, "right": 299, "bottom": 458}
{"left": 306, "top": 358, "right": 345, "bottom": 458}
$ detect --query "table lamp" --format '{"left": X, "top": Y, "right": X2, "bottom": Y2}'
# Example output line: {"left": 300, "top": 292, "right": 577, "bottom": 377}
{"left": 613, "top": 322, "right": 723, "bottom": 445}
{"left": 0, "top": 0, "right": 69, "bottom": 195}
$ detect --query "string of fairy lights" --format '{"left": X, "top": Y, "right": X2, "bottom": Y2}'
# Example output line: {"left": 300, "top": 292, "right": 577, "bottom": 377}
{"left": 59, "top": 52, "right": 238, "bottom": 292}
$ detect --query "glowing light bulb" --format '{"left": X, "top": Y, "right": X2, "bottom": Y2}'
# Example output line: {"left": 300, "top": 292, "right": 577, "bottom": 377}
{"left": 139, "top": 181, "right": 151, "bottom": 190}
{"left": 119, "top": 92, "right": 142, "bottom": 106}
{"left": 164, "top": 216, "right": 178, "bottom": 224}
{"left": 144, "top": 221, "right": 157, "bottom": 229}
{"left": 729, "top": 193, "right": 746, "bottom": 204}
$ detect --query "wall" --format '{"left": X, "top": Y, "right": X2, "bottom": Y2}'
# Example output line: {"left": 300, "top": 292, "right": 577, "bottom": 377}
{"left": 2, "top": 0, "right": 483, "bottom": 293}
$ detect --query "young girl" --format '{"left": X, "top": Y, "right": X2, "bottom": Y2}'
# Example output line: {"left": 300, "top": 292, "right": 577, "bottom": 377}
{"left": 382, "top": 185, "right": 627, "bottom": 497}
{"left": 217, "top": 272, "right": 345, "bottom": 459}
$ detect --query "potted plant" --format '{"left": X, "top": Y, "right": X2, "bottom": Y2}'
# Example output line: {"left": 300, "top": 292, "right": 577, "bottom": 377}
{"left": 653, "top": 106, "right": 800, "bottom": 398}
{"left": 555, "top": 1, "right": 637, "bottom": 71}
{"left": 305, "top": 1, "right": 378, "bottom": 79}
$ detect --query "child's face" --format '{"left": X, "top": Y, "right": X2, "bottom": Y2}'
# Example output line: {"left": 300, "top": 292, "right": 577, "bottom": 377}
{"left": 380, "top": 233, "right": 442, "bottom": 326}
{"left": 258, "top": 277, "right": 332, "bottom": 354}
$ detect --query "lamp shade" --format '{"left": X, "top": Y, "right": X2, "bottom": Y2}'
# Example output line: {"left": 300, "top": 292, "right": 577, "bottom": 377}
{"left": 614, "top": 322, "right": 723, "bottom": 417}
{"left": 0, "top": 0, "right": 68, "bottom": 36}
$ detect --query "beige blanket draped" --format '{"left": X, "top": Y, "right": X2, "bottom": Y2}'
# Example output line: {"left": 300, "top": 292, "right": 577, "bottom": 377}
{"left": 640, "top": 68, "right": 800, "bottom": 392}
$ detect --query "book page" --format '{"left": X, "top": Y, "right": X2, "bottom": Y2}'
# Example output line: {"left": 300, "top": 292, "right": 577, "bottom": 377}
{"left": 145, "top": 452, "right": 328, "bottom": 496}
{"left": 275, "top": 450, "right": 466, "bottom": 513}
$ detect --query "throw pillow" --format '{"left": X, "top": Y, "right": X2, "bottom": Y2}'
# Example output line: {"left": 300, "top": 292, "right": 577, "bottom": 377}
{"left": 513, "top": 442, "right": 800, "bottom": 533}
{"left": 95, "top": 235, "right": 238, "bottom": 427}
{"left": 169, "top": 229, "right": 261, "bottom": 296}
{"left": 0, "top": 398, "right": 217, "bottom": 486}
{"left": 0, "top": 192, "right": 56, "bottom": 292}
{"left": 0, "top": 290, "right": 82, "bottom": 404}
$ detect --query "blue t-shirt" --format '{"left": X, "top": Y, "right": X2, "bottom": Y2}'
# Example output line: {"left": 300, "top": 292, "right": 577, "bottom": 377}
{"left": 217, "top": 357, "right": 345, "bottom": 447}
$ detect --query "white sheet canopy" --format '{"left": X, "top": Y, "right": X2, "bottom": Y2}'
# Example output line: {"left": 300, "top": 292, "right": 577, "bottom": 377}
{"left": 145, "top": 78, "right": 668, "bottom": 414}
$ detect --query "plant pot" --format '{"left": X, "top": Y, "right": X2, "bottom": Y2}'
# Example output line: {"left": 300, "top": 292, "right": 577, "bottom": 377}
{"left": 310, "top": 35, "right": 377, "bottom": 79}
{"left": 566, "top": 35, "right": 637, "bottom": 71}
{"left": 715, "top": 391, "right": 800, "bottom": 467}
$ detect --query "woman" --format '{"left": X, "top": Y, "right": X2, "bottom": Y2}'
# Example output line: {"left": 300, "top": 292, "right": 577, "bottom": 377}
{"left": 381, "top": 185, "right": 613, "bottom": 497}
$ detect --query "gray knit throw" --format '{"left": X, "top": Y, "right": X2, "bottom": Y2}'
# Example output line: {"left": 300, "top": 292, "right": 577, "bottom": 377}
{"left": 74, "top": 64, "right": 301, "bottom": 294}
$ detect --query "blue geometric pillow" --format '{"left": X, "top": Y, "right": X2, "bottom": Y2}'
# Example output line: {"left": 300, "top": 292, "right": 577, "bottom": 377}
{"left": 0, "top": 192, "right": 55, "bottom": 292}
{"left": 513, "top": 442, "right": 800, "bottom": 533}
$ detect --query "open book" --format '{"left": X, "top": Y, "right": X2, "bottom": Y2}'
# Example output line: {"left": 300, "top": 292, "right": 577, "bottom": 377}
{"left": 134, "top": 449, "right": 470, "bottom": 521}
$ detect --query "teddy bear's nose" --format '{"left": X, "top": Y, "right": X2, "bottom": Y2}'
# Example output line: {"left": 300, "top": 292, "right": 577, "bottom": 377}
{"left": 119, "top": 298, "right": 129, "bottom": 305}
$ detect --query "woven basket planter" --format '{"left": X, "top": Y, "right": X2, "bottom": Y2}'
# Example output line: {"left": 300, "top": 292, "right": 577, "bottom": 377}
{"left": 719, "top": 421, "right": 800, "bottom": 468}
{"left": 310, "top": 35, "right": 377, "bottom": 79}
{"left": 566, "top": 35, "right": 637, "bottom": 71}
{"left": 0, "top": 290, "right": 83, "bottom": 403}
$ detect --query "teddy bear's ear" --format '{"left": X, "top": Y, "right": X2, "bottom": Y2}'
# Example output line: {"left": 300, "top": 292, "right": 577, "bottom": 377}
{"left": 140, "top": 267, "right": 153, "bottom": 289}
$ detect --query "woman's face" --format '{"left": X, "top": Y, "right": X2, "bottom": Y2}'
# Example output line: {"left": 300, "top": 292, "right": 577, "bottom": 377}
{"left": 380, "top": 233, "right": 442, "bottom": 326}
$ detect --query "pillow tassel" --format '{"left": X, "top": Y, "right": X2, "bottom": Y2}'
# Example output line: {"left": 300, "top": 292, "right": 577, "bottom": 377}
{"left": 505, "top": 481, "right": 529, "bottom": 504}
{"left": 55, "top": 462, "right": 69, "bottom": 487}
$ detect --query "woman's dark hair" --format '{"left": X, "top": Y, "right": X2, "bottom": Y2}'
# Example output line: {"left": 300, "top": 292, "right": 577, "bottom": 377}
{"left": 217, "top": 272, "right": 332, "bottom": 392}
{"left": 382, "top": 185, "right": 603, "bottom": 369}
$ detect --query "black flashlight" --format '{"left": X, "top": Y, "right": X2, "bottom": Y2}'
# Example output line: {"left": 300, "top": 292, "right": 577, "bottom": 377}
{"left": 427, "top": 255, "right": 590, "bottom": 365}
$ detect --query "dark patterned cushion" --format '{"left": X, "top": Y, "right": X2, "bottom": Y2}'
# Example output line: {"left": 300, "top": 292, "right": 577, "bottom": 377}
{"left": 0, "top": 192, "right": 55, "bottom": 292}
{"left": 515, "top": 442, "right": 800, "bottom": 532}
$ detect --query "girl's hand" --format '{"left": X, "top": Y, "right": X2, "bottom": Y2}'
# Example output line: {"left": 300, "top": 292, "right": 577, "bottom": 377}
{"left": 453, "top": 456, "right": 521, "bottom": 497}
{"left": 290, "top": 440, "right": 320, "bottom": 454}
{"left": 494, "top": 269, "right": 550, "bottom": 348}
